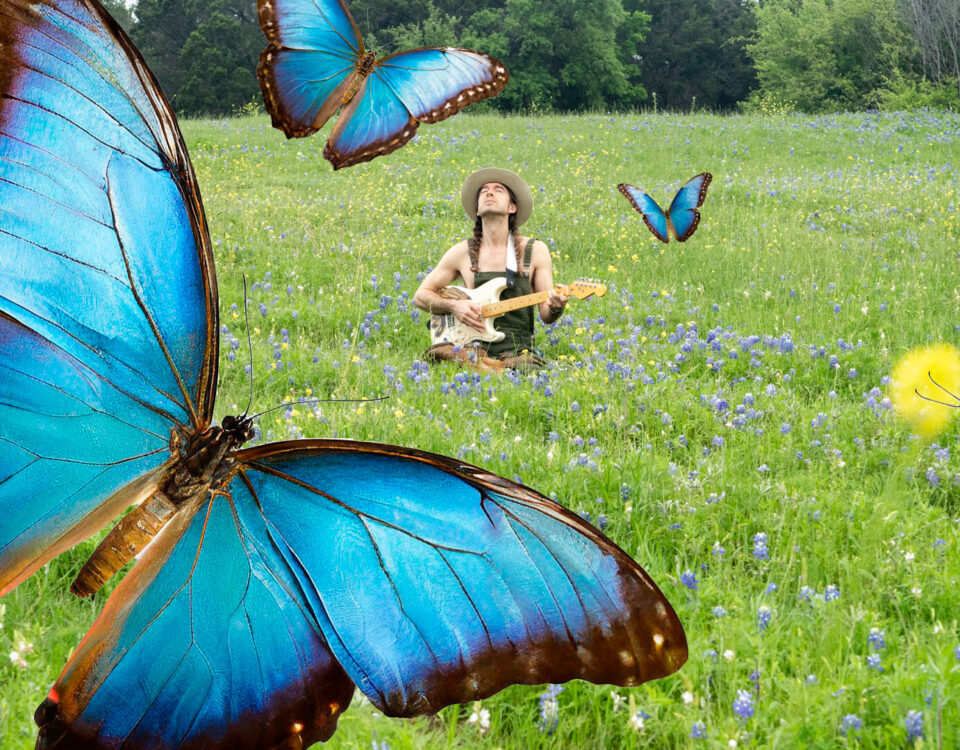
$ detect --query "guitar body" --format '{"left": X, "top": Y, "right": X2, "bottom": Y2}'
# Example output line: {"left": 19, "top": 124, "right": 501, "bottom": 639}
{"left": 429, "top": 277, "right": 509, "bottom": 347}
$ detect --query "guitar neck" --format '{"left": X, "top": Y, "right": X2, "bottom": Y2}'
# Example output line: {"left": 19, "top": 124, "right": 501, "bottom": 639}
{"left": 481, "top": 289, "right": 553, "bottom": 318}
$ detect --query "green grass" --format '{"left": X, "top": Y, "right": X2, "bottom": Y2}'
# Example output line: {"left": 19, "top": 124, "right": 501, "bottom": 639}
{"left": 2, "top": 108, "right": 960, "bottom": 748}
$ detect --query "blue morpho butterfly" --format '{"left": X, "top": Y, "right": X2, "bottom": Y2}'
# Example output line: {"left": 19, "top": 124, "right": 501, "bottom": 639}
{"left": 618, "top": 173, "right": 713, "bottom": 243}
{"left": 0, "top": 1, "right": 686, "bottom": 747}
{"left": 256, "top": 0, "right": 509, "bottom": 169}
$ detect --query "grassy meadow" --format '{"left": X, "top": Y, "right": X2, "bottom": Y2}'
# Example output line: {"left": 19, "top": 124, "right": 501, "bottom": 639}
{"left": 2, "top": 108, "right": 960, "bottom": 748}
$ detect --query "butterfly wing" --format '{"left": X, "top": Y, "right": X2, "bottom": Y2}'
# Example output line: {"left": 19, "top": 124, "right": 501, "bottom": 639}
{"left": 241, "top": 440, "right": 687, "bottom": 714}
{"left": 0, "top": 0, "right": 217, "bottom": 594}
{"left": 257, "top": 0, "right": 364, "bottom": 138}
{"left": 323, "top": 47, "right": 508, "bottom": 169}
{"left": 666, "top": 172, "right": 712, "bottom": 242}
{"left": 618, "top": 183, "right": 670, "bottom": 243}
{"left": 37, "top": 439, "right": 684, "bottom": 745}
{"left": 35, "top": 482, "right": 355, "bottom": 750}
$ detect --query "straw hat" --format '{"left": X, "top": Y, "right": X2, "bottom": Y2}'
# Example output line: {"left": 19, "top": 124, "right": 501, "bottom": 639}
{"left": 461, "top": 168, "right": 533, "bottom": 226}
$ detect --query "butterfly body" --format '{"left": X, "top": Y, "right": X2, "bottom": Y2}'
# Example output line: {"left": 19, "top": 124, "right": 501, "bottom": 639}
{"left": 70, "top": 416, "right": 255, "bottom": 598}
{"left": 618, "top": 172, "right": 713, "bottom": 242}
{"left": 256, "top": 0, "right": 509, "bottom": 169}
{"left": 2, "top": 1, "right": 685, "bottom": 746}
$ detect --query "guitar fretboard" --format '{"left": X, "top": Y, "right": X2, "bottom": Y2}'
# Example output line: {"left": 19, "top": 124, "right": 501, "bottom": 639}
{"left": 481, "top": 290, "right": 556, "bottom": 318}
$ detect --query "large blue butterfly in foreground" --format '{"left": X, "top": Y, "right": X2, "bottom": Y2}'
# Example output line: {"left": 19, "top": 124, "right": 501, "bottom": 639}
{"left": 618, "top": 172, "right": 713, "bottom": 242}
{"left": 257, "top": 0, "right": 509, "bottom": 169}
{"left": 0, "top": 1, "right": 685, "bottom": 747}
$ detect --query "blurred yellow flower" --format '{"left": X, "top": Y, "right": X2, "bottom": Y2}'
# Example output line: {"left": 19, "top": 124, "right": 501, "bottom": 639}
{"left": 890, "top": 344, "right": 960, "bottom": 438}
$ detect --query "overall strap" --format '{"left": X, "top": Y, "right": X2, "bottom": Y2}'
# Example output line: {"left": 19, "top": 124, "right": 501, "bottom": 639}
{"left": 523, "top": 238, "right": 535, "bottom": 276}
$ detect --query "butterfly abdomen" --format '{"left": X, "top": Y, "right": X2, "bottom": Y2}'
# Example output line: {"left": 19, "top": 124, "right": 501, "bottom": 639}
{"left": 69, "top": 416, "right": 255, "bottom": 597}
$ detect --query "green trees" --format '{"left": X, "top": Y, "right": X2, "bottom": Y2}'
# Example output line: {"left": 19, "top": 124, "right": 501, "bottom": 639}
{"left": 630, "top": 0, "right": 756, "bottom": 112}
{"left": 746, "top": 0, "right": 954, "bottom": 112}
{"left": 130, "top": 0, "right": 262, "bottom": 115}
{"left": 109, "top": 0, "right": 958, "bottom": 115}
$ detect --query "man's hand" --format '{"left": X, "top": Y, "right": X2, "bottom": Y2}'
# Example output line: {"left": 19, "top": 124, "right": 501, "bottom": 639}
{"left": 453, "top": 299, "right": 485, "bottom": 332}
{"left": 547, "top": 288, "right": 568, "bottom": 315}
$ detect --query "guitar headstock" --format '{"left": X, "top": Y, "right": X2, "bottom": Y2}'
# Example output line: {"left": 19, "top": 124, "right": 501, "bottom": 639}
{"left": 558, "top": 278, "right": 608, "bottom": 300}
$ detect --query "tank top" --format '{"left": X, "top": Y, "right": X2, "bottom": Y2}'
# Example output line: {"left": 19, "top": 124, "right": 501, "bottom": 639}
{"left": 471, "top": 238, "right": 536, "bottom": 357}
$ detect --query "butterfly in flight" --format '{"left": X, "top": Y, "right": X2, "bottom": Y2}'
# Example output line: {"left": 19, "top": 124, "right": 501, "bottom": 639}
{"left": 0, "top": 1, "right": 685, "bottom": 747}
{"left": 618, "top": 173, "right": 713, "bottom": 242}
{"left": 257, "top": 0, "right": 509, "bottom": 170}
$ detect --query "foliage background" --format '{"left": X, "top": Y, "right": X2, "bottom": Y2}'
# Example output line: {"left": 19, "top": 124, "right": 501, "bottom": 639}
{"left": 104, "top": 0, "right": 960, "bottom": 117}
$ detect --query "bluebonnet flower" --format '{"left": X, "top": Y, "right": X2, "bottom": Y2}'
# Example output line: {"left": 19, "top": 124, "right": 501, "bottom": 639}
{"left": 926, "top": 468, "right": 940, "bottom": 488}
{"left": 805, "top": 674, "right": 819, "bottom": 685}
{"left": 712, "top": 606, "right": 727, "bottom": 617}
{"left": 732, "top": 689, "right": 754, "bottom": 721}
{"left": 690, "top": 720, "right": 707, "bottom": 739}
{"left": 569, "top": 401, "right": 581, "bottom": 413}
{"left": 868, "top": 628, "right": 886, "bottom": 650}
{"left": 867, "top": 654, "right": 883, "bottom": 671}
{"left": 703, "top": 649, "right": 718, "bottom": 663}
{"left": 680, "top": 570, "right": 699, "bottom": 590}
{"left": 706, "top": 492, "right": 725, "bottom": 504}
{"left": 712, "top": 435, "right": 725, "bottom": 447}
{"left": 712, "top": 542, "right": 726, "bottom": 557}
{"left": 955, "top": 645, "right": 960, "bottom": 661}
{"left": 537, "top": 684, "right": 563, "bottom": 734}
{"left": 753, "top": 532, "right": 770, "bottom": 560}
{"left": 780, "top": 423, "right": 791, "bottom": 434}
{"left": 765, "top": 582, "right": 778, "bottom": 594}
{"left": 905, "top": 710, "right": 924, "bottom": 741}
{"left": 824, "top": 584, "right": 840, "bottom": 601}
{"left": 765, "top": 384, "right": 777, "bottom": 397}
{"left": 756, "top": 605, "right": 773, "bottom": 632}
{"left": 757, "top": 463, "right": 770, "bottom": 473}
{"left": 798, "top": 585, "right": 815, "bottom": 603}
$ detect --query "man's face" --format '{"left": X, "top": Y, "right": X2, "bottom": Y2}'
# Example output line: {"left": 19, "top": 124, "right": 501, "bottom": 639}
{"left": 477, "top": 182, "right": 517, "bottom": 219}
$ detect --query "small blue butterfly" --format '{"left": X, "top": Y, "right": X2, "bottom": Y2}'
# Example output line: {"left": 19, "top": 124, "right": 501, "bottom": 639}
{"left": 618, "top": 173, "right": 713, "bottom": 242}
{"left": 257, "top": 0, "right": 509, "bottom": 169}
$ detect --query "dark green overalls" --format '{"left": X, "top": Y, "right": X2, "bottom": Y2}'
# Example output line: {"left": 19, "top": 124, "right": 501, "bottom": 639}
{"left": 472, "top": 238, "right": 536, "bottom": 358}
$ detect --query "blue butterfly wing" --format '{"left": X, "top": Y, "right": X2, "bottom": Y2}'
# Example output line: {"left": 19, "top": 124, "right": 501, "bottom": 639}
{"left": 241, "top": 441, "right": 687, "bottom": 714}
{"left": 324, "top": 47, "right": 508, "bottom": 169}
{"left": 0, "top": 0, "right": 217, "bottom": 593}
{"left": 36, "top": 477, "right": 355, "bottom": 749}
{"left": 618, "top": 183, "right": 670, "bottom": 243}
{"left": 37, "top": 440, "right": 684, "bottom": 746}
{"left": 257, "top": 0, "right": 363, "bottom": 138}
{"left": 666, "top": 172, "right": 712, "bottom": 242}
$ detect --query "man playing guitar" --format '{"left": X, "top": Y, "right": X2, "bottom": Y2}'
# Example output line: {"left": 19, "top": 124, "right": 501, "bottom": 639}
{"left": 413, "top": 168, "right": 568, "bottom": 371}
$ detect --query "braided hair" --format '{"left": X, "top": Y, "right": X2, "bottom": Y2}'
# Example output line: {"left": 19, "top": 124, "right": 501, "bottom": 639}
{"left": 468, "top": 189, "right": 524, "bottom": 275}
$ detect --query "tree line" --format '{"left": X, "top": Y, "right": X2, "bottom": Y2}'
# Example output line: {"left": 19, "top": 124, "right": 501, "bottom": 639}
{"left": 105, "top": 0, "right": 960, "bottom": 116}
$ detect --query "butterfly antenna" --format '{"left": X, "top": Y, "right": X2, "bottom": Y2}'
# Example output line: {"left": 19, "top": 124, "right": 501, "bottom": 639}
{"left": 248, "top": 396, "right": 388, "bottom": 422}
{"left": 914, "top": 370, "right": 960, "bottom": 408}
{"left": 242, "top": 274, "right": 255, "bottom": 417}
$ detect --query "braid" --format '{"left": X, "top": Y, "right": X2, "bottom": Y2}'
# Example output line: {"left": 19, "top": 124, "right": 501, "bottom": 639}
{"left": 509, "top": 214, "right": 524, "bottom": 275}
{"left": 470, "top": 217, "right": 482, "bottom": 273}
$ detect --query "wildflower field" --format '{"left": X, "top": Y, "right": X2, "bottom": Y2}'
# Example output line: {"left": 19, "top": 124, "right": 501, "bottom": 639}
{"left": 2, "top": 109, "right": 959, "bottom": 748}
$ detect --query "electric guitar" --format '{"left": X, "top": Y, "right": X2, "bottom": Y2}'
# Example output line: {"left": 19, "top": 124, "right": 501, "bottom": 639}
{"left": 429, "top": 277, "right": 607, "bottom": 347}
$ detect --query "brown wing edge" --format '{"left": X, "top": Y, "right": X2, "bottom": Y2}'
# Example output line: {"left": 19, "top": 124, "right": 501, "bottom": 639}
{"left": 34, "top": 488, "right": 356, "bottom": 750}
{"left": 238, "top": 438, "right": 688, "bottom": 715}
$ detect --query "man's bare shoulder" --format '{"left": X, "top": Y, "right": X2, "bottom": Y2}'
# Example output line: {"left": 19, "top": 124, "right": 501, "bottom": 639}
{"left": 438, "top": 239, "right": 471, "bottom": 266}
{"left": 528, "top": 239, "right": 553, "bottom": 266}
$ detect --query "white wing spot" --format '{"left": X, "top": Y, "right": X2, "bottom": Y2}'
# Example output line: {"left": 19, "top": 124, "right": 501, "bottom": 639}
{"left": 653, "top": 633, "right": 665, "bottom": 648}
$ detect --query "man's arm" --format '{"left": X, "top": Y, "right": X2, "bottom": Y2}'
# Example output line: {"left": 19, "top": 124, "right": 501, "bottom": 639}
{"left": 413, "top": 242, "right": 485, "bottom": 332}
{"left": 529, "top": 240, "right": 567, "bottom": 324}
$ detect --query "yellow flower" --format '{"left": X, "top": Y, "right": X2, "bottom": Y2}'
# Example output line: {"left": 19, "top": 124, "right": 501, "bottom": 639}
{"left": 889, "top": 344, "right": 960, "bottom": 438}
